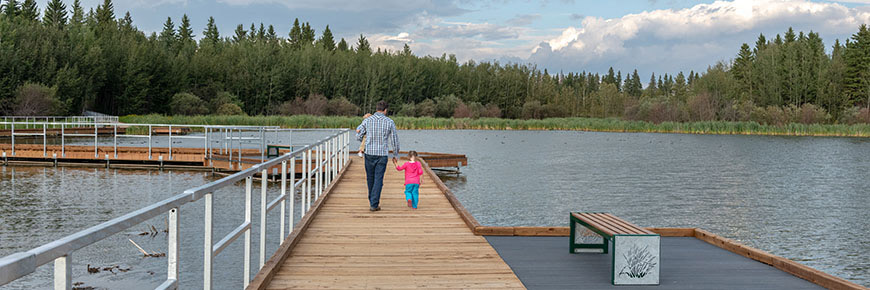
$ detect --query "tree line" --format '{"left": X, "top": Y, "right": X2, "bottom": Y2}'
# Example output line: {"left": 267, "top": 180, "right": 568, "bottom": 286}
{"left": 1, "top": 0, "right": 869, "bottom": 124}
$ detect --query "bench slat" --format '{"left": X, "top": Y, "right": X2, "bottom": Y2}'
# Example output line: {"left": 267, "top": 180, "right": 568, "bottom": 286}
{"left": 603, "top": 213, "right": 655, "bottom": 235}
{"left": 595, "top": 214, "right": 646, "bottom": 235}
{"left": 573, "top": 213, "right": 619, "bottom": 237}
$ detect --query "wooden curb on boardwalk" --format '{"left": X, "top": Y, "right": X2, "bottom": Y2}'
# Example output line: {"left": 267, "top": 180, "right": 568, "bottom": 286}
{"left": 246, "top": 159, "right": 353, "bottom": 290}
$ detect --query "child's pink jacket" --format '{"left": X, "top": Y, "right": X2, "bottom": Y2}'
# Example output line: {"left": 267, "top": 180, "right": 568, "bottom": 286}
{"left": 396, "top": 161, "right": 423, "bottom": 185}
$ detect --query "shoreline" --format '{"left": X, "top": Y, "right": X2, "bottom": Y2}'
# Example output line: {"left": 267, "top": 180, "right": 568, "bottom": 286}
{"left": 120, "top": 114, "right": 870, "bottom": 138}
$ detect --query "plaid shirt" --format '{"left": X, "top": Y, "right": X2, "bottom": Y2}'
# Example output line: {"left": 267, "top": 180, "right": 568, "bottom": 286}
{"left": 356, "top": 112, "right": 400, "bottom": 157}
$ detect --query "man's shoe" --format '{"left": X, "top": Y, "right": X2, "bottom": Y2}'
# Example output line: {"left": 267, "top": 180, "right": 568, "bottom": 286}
{"left": 369, "top": 206, "right": 381, "bottom": 212}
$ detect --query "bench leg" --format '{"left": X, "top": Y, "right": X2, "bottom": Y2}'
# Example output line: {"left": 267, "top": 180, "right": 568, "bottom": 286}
{"left": 570, "top": 218, "right": 609, "bottom": 254}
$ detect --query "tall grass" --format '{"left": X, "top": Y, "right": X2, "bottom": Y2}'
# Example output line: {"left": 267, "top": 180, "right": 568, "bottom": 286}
{"left": 120, "top": 114, "right": 870, "bottom": 137}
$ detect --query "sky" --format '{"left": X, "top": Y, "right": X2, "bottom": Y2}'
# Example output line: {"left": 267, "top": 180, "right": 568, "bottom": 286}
{"left": 75, "top": 0, "right": 870, "bottom": 77}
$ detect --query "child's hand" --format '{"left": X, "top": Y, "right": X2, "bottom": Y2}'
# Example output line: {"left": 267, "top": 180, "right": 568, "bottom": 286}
{"left": 363, "top": 113, "right": 372, "bottom": 118}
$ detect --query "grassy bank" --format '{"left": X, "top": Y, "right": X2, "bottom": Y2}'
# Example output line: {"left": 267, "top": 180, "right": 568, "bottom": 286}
{"left": 120, "top": 114, "right": 870, "bottom": 137}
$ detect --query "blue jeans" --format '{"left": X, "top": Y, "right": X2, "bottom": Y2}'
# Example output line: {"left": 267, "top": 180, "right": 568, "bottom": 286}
{"left": 364, "top": 154, "right": 388, "bottom": 208}
{"left": 404, "top": 184, "right": 420, "bottom": 208}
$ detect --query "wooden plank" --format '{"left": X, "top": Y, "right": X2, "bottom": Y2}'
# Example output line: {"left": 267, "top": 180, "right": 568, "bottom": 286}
{"left": 419, "top": 158, "right": 482, "bottom": 231}
{"left": 693, "top": 228, "right": 865, "bottom": 290}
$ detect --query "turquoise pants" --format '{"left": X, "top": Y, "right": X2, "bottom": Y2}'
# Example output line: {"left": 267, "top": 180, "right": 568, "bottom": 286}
{"left": 404, "top": 184, "right": 419, "bottom": 208}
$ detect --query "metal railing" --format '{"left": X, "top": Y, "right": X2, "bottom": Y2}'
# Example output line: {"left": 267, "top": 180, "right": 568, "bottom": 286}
{"left": 0, "top": 128, "right": 352, "bottom": 289}
{"left": 0, "top": 121, "right": 281, "bottom": 162}
{"left": 1, "top": 116, "right": 119, "bottom": 127}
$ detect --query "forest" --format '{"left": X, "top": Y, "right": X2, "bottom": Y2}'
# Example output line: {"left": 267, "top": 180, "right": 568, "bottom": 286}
{"left": 1, "top": 0, "right": 870, "bottom": 125}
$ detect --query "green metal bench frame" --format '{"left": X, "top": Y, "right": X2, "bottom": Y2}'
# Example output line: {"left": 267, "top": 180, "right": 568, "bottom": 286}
{"left": 569, "top": 212, "right": 661, "bottom": 286}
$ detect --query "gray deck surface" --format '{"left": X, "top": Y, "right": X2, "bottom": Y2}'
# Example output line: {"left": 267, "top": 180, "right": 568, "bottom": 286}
{"left": 485, "top": 236, "right": 822, "bottom": 290}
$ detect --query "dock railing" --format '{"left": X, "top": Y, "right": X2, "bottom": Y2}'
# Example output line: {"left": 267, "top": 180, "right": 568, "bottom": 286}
{"left": 1, "top": 115, "right": 119, "bottom": 126}
{"left": 0, "top": 121, "right": 282, "bottom": 162}
{"left": 0, "top": 128, "right": 352, "bottom": 290}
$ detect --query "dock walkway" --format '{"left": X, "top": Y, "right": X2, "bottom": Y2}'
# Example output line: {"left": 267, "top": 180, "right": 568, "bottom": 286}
{"left": 258, "top": 160, "right": 525, "bottom": 289}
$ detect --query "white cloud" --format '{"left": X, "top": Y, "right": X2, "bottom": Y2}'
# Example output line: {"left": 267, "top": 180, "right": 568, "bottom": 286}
{"left": 530, "top": 0, "right": 870, "bottom": 75}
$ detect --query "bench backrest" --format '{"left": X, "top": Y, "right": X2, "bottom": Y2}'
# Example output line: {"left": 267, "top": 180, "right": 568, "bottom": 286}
{"left": 572, "top": 212, "right": 656, "bottom": 237}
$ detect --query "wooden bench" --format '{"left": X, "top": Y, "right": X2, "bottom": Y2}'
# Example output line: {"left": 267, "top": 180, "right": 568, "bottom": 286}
{"left": 570, "top": 212, "right": 660, "bottom": 285}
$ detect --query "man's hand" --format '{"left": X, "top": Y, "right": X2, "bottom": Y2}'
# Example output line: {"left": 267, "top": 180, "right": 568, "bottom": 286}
{"left": 392, "top": 157, "right": 398, "bottom": 164}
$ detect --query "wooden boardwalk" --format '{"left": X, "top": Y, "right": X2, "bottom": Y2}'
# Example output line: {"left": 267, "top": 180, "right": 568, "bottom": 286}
{"left": 259, "top": 160, "right": 525, "bottom": 289}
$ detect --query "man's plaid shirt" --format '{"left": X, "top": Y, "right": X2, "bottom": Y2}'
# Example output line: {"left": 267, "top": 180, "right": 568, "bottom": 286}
{"left": 356, "top": 112, "right": 400, "bottom": 158}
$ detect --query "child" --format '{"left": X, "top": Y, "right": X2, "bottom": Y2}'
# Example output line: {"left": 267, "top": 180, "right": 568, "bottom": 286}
{"left": 356, "top": 113, "right": 372, "bottom": 157}
{"left": 394, "top": 151, "right": 423, "bottom": 209}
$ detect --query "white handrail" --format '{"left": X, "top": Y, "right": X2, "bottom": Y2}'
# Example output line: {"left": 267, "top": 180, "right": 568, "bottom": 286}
{"left": 0, "top": 129, "right": 352, "bottom": 290}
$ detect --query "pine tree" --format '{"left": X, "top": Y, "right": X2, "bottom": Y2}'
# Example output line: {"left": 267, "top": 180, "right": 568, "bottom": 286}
{"left": 3, "top": 0, "right": 19, "bottom": 18}
{"left": 626, "top": 69, "right": 642, "bottom": 97}
{"left": 19, "top": 0, "right": 37, "bottom": 21}
{"left": 301, "top": 22, "right": 315, "bottom": 45}
{"left": 844, "top": 24, "right": 870, "bottom": 108}
{"left": 754, "top": 33, "right": 767, "bottom": 54}
{"left": 732, "top": 43, "right": 754, "bottom": 100}
{"left": 203, "top": 16, "right": 220, "bottom": 46}
{"left": 266, "top": 24, "right": 276, "bottom": 41}
{"left": 646, "top": 73, "right": 657, "bottom": 97}
{"left": 232, "top": 24, "right": 246, "bottom": 43}
{"left": 356, "top": 34, "right": 370, "bottom": 55}
{"left": 119, "top": 11, "right": 132, "bottom": 31}
{"left": 336, "top": 38, "right": 348, "bottom": 51}
{"left": 94, "top": 0, "right": 114, "bottom": 25}
{"left": 70, "top": 0, "right": 83, "bottom": 25}
{"left": 402, "top": 43, "right": 412, "bottom": 56}
{"left": 288, "top": 18, "right": 301, "bottom": 49}
{"left": 178, "top": 14, "right": 194, "bottom": 42}
{"left": 43, "top": 0, "right": 68, "bottom": 27}
{"left": 317, "top": 25, "right": 335, "bottom": 51}
{"left": 158, "top": 17, "right": 176, "bottom": 46}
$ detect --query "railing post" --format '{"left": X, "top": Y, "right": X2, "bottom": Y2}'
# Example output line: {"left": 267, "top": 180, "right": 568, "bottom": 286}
{"left": 306, "top": 149, "right": 312, "bottom": 212}
{"left": 244, "top": 176, "right": 252, "bottom": 288}
{"left": 280, "top": 160, "right": 287, "bottom": 242}
{"left": 289, "top": 156, "right": 295, "bottom": 234}
{"left": 113, "top": 124, "right": 118, "bottom": 158}
{"left": 94, "top": 124, "right": 98, "bottom": 158}
{"left": 316, "top": 144, "right": 322, "bottom": 200}
{"left": 203, "top": 192, "right": 213, "bottom": 290}
{"left": 148, "top": 125, "right": 152, "bottom": 160}
{"left": 61, "top": 124, "right": 65, "bottom": 158}
{"left": 43, "top": 125, "right": 47, "bottom": 157}
{"left": 53, "top": 255, "right": 71, "bottom": 290}
{"left": 168, "top": 125, "right": 173, "bottom": 161}
{"left": 167, "top": 207, "right": 179, "bottom": 285}
{"left": 259, "top": 168, "right": 267, "bottom": 269}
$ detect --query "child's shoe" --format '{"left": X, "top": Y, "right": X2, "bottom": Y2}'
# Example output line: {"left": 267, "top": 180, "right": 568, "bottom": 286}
{"left": 358, "top": 151, "right": 364, "bottom": 158}
{"left": 407, "top": 200, "right": 413, "bottom": 208}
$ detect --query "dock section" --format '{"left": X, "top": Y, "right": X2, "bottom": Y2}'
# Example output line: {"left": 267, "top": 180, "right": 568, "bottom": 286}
{"left": 251, "top": 160, "right": 525, "bottom": 289}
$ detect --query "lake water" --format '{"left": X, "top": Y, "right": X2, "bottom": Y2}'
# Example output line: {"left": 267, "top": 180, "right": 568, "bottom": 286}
{"left": 1, "top": 130, "right": 868, "bottom": 288}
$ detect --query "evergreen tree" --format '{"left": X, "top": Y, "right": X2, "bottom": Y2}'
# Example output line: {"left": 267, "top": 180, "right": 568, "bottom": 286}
{"left": 3, "top": 0, "right": 19, "bottom": 18}
{"left": 69, "top": 0, "right": 83, "bottom": 25}
{"left": 178, "top": 14, "right": 194, "bottom": 42}
{"left": 733, "top": 43, "right": 754, "bottom": 100}
{"left": 402, "top": 43, "right": 411, "bottom": 56}
{"left": 336, "top": 38, "right": 348, "bottom": 51}
{"left": 288, "top": 18, "right": 301, "bottom": 49}
{"left": 232, "top": 24, "right": 246, "bottom": 42}
{"left": 754, "top": 33, "right": 767, "bottom": 54}
{"left": 317, "top": 25, "right": 335, "bottom": 51}
{"left": 19, "top": 0, "right": 37, "bottom": 21}
{"left": 203, "top": 16, "right": 220, "bottom": 46}
{"left": 646, "top": 73, "right": 657, "bottom": 97}
{"left": 158, "top": 17, "right": 176, "bottom": 46}
{"left": 43, "top": 0, "right": 68, "bottom": 27}
{"left": 844, "top": 24, "right": 870, "bottom": 108}
{"left": 301, "top": 22, "right": 315, "bottom": 45}
{"left": 266, "top": 24, "right": 276, "bottom": 41}
{"left": 94, "top": 0, "right": 113, "bottom": 25}
{"left": 356, "top": 34, "right": 370, "bottom": 55}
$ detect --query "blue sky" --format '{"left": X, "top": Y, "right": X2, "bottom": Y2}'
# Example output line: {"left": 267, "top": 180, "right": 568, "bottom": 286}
{"left": 77, "top": 0, "right": 870, "bottom": 77}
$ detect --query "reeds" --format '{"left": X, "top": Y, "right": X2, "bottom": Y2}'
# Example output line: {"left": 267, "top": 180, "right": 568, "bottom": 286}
{"left": 119, "top": 114, "right": 870, "bottom": 137}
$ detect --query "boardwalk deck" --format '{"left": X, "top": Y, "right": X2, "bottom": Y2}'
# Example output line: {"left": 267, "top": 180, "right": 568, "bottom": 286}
{"left": 261, "top": 159, "right": 525, "bottom": 289}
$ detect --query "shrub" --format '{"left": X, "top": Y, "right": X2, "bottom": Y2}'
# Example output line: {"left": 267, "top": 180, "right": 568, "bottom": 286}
{"left": 326, "top": 97, "right": 360, "bottom": 116}
{"left": 798, "top": 104, "right": 829, "bottom": 124}
{"left": 542, "top": 103, "right": 567, "bottom": 118}
{"left": 14, "top": 82, "right": 62, "bottom": 115}
{"left": 453, "top": 100, "right": 473, "bottom": 118}
{"left": 840, "top": 107, "right": 870, "bottom": 124}
{"left": 274, "top": 97, "right": 306, "bottom": 116}
{"left": 397, "top": 103, "right": 417, "bottom": 117}
{"left": 170, "top": 93, "right": 208, "bottom": 115}
{"left": 521, "top": 100, "right": 543, "bottom": 119}
{"left": 215, "top": 103, "right": 245, "bottom": 115}
{"left": 481, "top": 103, "right": 502, "bottom": 118}
{"left": 434, "top": 94, "right": 461, "bottom": 118}
{"left": 687, "top": 93, "right": 717, "bottom": 121}
{"left": 211, "top": 91, "right": 242, "bottom": 113}
{"left": 304, "top": 94, "right": 328, "bottom": 116}
{"left": 417, "top": 98, "right": 436, "bottom": 117}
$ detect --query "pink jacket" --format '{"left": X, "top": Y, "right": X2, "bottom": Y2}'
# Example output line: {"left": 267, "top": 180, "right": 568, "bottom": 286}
{"left": 396, "top": 161, "right": 423, "bottom": 185}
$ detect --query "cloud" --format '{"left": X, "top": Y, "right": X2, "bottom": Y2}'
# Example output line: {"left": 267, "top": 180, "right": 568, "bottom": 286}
{"left": 569, "top": 13, "right": 584, "bottom": 21}
{"left": 507, "top": 13, "right": 541, "bottom": 26}
{"left": 417, "top": 22, "right": 521, "bottom": 40}
{"left": 530, "top": 0, "right": 870, "bottom": 75}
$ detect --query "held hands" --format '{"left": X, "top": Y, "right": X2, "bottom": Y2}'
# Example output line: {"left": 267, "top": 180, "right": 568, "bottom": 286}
{"left": 363, "top": 113, "right": 373, "bottom": 119}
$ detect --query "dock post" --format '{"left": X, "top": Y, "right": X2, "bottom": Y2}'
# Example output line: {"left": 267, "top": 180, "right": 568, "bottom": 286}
{"left": 159, "top": 155, "right": 164, "bottom": 170}
{"left": 244, "top": 176, "right": 252, "bottom": 288}
{"left": 2, "top": 151, "right": 6, "bottom": 166}
{"left": 280, "top": 160, "right": 287, "bottom": 242}
{"left": 53, "top": 153, "right": 57, "bottom": 167}
{"left": 203, "top": 192, "right": 214, "bottom": 290}
{"left": 288, "top": 157, "right": 295, "bottom": 235}
{"left": 53, "top": 255, "right": 72, "bottom": 290}
{"left": 260, "top": 168, "right": 267, "bottom": 269}
{"left": 167, "top": 207, "right": 179, "bottom": 286}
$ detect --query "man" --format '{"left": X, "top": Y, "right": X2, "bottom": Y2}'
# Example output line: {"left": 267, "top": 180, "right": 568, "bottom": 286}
{"left": 356, "top": 101, "right": 400, "bottom": 211}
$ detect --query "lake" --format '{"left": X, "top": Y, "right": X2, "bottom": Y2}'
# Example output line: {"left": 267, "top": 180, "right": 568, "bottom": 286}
{"left": 1, "top": 130, "right": 868, "bottom": 288}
